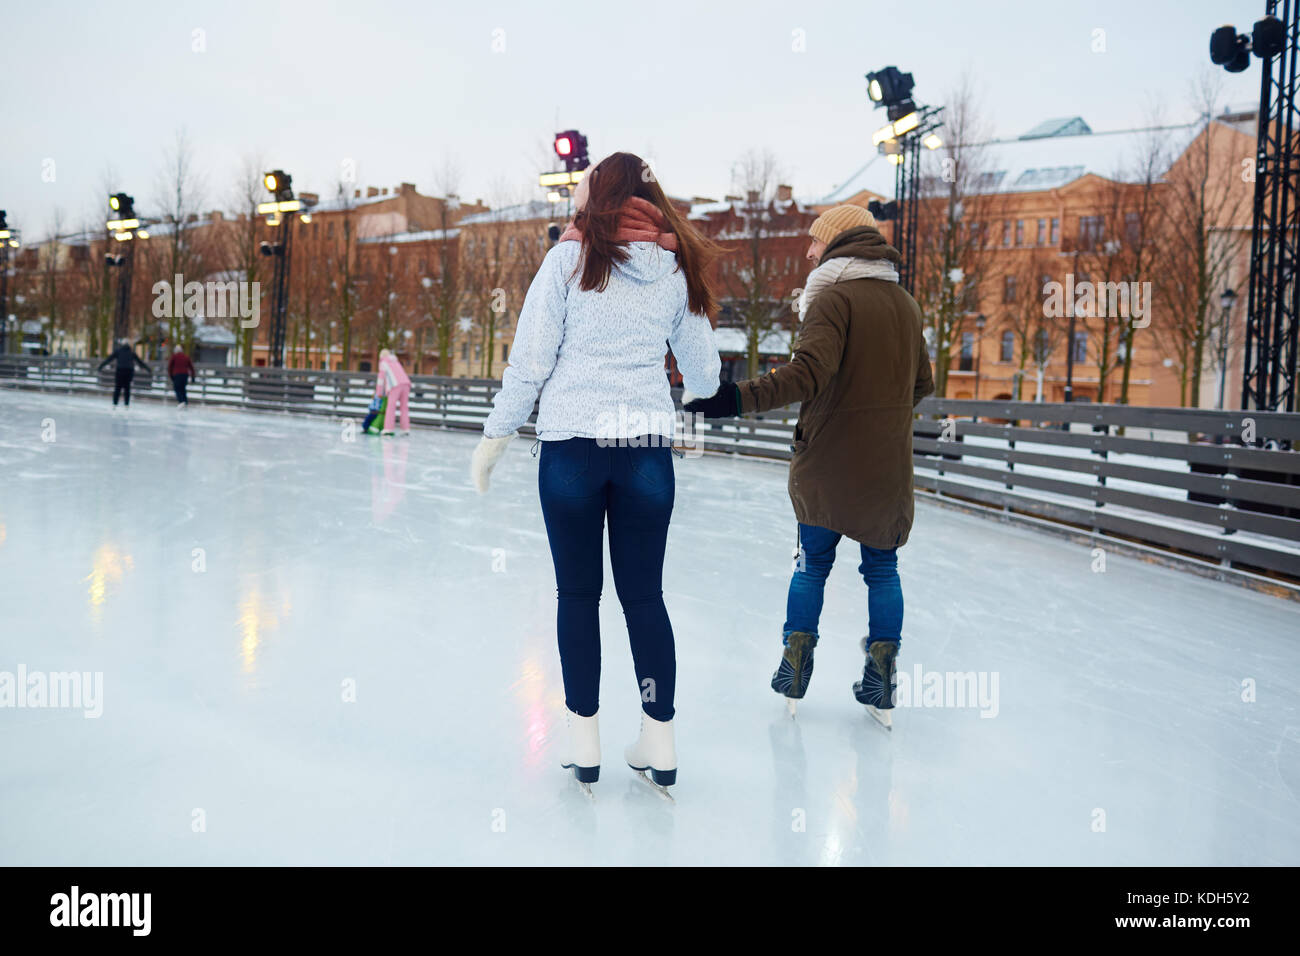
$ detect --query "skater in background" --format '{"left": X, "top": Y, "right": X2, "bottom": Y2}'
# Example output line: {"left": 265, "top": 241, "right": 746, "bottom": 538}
{"left": 97, "top": 338, "right": 152, "bottom": 407}
{"left": 685, "top": 205, "right": 934, "bottom": 728}
{"left": 470, "top": 152, "right": 722, "bottom": 795}
{"left": 167, "top": 344, "right": 195, "bottom": 406}
{"left": 374, "top": 348, "right": 411, "bottom": 436}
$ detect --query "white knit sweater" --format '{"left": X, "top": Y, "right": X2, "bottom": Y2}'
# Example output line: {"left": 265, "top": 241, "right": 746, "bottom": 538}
{"left": 482, "top": 241, "right": 721, "bottom": 441}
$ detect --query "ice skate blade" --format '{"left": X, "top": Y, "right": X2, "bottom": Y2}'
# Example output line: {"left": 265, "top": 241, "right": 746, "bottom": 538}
{"left": 865, "top": 705, "right": 893, "bottom": 731}
{"left": 630, "top": 768, "right": 676, "bottom": 802}
{"left": 786, "top": 698, "right": 797, "bottom": 718}
{"left": 576, "top": 781, "right": 595, "bottom": 800}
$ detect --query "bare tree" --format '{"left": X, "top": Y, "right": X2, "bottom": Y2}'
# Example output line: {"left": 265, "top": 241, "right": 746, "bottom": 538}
{"left": 1150, "top": 72, "right": 1251, "bottom": 406}
{"left": 914, "top": 75, "right": 1000, "bottom": 397}
{"left": 722, "top": 148, "right": 796, "bottom": 379}
{"left": 997, "top": 251, "right": 1059, "bottom": 400}
{"left": 214, "top": 155, "right": 268, "bottom": 364}
{"left": 154, "top": 129, "right": 208, "bottom": 350}
{"left": 427, "top": 159, "right": 465, "bottom": 376}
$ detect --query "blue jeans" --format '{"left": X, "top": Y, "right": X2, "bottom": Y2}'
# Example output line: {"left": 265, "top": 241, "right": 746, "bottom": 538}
{"left": 783, "top": 523, "right": 903, "bottom": 647}
{"left": 538, "top": 438, "right": 676, "bottom": 721}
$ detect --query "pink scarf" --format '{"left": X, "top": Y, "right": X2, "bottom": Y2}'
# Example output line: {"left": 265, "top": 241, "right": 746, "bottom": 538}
{"left": 558, "top": 196, "right": 678, "bottom": 252}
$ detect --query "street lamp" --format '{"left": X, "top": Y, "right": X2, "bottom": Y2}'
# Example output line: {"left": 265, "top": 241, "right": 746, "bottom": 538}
{"left": 1218, "top": 287, "right": 1237, "bottom": 409}
{"left": 973, "top": 314, "right": 986, "bottom": 402}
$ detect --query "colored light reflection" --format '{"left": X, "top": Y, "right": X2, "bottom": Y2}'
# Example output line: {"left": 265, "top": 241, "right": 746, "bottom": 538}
{"left": 85, "top": 544, "right": 133, "bottom": 619}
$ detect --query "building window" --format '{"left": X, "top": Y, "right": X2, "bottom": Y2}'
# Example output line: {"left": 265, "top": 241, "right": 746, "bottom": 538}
{"left": 1079, "top": 216, "right": 1105, "bottom": 251}
{"left": 1037, "top": 218, "right": 1047, "bottom": 245}
{"left": 1015, "top": 220, "right": 1024, "bottom": 246}
{"left": 1003, "top": 275, "right": 1017, "bottom": 303}
{"left": 1034, "top": 329, "right": 1050, "bottom": 362}
{"left": 1002, "top": 221, "right": 1012, "bottom": 247}
{"left": 1050, "top": 218, "right": 1060, "bottom": 245}
{"left": 1125, "top": 212, "right": 1141, "bottom": 246}
{"left": 502, "top": 343, "right": 509, "bottom": 361}
{"left": 1072, "top": 331, "right": 1088, "bottom": 363}
{"left": 1000, "top": 330, "right": 1014, "bottom": 362}
{"left": 460, "top": 341, "right": 468, "bottom": 361}
{"left": 959, "top": 332, "right": 975, "bottom": 372}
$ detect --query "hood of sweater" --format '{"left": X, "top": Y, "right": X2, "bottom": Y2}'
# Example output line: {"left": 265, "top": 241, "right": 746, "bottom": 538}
{"left": 610, "top": 242, "right": 682, "bottom": 283}
{"left": 819, "top": 225, "right": 901, "bottom": 267}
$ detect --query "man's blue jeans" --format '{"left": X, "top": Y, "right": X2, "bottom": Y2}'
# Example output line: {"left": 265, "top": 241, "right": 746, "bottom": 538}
{"left": 783, "top": 523, "right": 903, "bottom": 647}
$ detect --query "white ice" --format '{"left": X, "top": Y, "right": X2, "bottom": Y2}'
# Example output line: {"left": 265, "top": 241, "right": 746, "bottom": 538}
{"left": 1, "top": 389, "right": 1298, "bottom": 865}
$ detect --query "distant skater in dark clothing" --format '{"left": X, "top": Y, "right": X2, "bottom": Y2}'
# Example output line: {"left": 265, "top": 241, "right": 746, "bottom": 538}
{"left": 167, "top": 345, "right": 196, "bottom": 405}
{"left": 97, "top": 340, "right": 151, "bottom": 406}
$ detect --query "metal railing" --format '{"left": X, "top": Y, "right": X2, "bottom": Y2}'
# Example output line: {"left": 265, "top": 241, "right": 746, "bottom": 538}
{"left": 3, "top": 356, "right": 1298, "bottom": 583}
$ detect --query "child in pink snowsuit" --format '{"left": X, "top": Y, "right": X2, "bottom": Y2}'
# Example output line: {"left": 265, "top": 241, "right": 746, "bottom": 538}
{"left": 375, "top": 348, "right": 411, "bottom": 435}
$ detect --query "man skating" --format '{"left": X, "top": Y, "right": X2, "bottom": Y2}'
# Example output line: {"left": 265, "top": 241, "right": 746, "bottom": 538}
{"left": 97, "top": 339, "right": 152, "bottom": 407}
{"left": 684, "top": 205, "right": 934, "bottom": 726}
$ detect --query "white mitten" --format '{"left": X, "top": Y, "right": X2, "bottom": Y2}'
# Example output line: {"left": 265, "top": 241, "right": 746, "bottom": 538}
{"left": 471, "top": 433, "right": 515, "bottom": 494}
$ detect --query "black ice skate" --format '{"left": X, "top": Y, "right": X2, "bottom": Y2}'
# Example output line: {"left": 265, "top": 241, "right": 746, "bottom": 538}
{"left": 854, "top": 637, "right": 898, "bottom": 731}
{"left": 771, "top": 631, "right": 817, "bottom": 717}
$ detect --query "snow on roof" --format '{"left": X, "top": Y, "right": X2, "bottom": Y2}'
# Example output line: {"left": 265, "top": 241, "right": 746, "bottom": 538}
{"left": 1018, "top": 117, "right": 1093, "bottom": 140}
{"left": 456, "top": 200, "right": 556, "bottom": 225}
{"left": 688, "top": 199, "right": 735, "bottom": 220}
{"left": 194, "top": 322, "right": 236, "bottom": 346}
{"left": 820, "top": 120, "right": 1200, "bottom": 203}
{"left": 359, "top": 228, "right": 460, "bottom": 245}
{"left": 712, "top": 327, "right": 792, "bottom": 356}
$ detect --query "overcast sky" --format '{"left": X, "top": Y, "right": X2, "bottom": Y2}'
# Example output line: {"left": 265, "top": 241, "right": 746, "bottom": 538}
{"left": 4, "top": 0, "right": 1266, "bottom": 239}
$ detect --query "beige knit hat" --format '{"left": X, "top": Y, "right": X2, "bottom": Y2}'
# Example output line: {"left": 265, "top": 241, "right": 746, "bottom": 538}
{"left": 808, "top": 204, "right": 877, "bottom": 245}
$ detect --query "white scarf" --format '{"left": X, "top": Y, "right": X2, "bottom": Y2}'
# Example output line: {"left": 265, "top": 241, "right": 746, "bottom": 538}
{"left": 797, "top": 257, "right": 899, "bottom": 323}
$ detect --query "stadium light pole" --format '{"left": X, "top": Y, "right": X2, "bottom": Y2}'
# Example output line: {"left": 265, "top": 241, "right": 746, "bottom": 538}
{"left": 257, "top": 170, "right": 315, "bottom": 368}
{"left": 1210, "top": 4, "right": 1298, "bottom": 414}
{"left": 541, "top": 130, "right": 590, "bottom": 241}
{"left": 0, "top": 211, "right": 20, "bottom": 355}
{"left": 865, "top": 66, "right": 942, "bottom": 294}
{"left": 105, "top": 193, "right": 148, "bottom": 343}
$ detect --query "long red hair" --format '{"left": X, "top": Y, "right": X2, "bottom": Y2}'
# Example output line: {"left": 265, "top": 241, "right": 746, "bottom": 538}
{"left": 571, "top": 152, "right": 721, "bottom": 317}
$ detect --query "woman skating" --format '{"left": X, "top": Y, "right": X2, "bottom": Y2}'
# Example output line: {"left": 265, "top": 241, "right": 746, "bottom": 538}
{"left": 470, "top": 152, "right": 721, "bottom": 795}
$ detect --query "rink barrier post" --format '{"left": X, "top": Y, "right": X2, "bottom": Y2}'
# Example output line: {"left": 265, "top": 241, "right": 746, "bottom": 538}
{"left": 2, "top": 357, "right": 1298, "bottom": 587}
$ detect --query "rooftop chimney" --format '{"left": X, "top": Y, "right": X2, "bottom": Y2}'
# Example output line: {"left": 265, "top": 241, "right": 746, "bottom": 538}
{"left": 366, "top": 186, "right": 380, "bottom": 198}
{"left": 776, "top": 184, "right": 793, "bottom": 202}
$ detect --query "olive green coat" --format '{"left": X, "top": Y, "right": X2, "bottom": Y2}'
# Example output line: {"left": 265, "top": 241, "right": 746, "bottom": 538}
{"left": 737, "top": 226, "right": 934, "bottom": 548}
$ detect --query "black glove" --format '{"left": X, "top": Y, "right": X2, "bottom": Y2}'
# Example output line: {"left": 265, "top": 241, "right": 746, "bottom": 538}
{"left": 683, "top": 383, "right": 742, "bottom": 419}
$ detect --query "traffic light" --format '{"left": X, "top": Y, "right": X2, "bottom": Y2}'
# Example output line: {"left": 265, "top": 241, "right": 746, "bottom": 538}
{"left": 554, "top": 130, "right": 589, "bottom": 172}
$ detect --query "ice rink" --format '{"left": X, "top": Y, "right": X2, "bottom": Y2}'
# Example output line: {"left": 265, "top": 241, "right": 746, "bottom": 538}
{"left": 1, "top": 388, "right": 1298, "bottom": 866}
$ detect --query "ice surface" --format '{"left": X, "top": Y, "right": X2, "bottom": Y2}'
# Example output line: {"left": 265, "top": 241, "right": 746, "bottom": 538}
{"left": 1, "top": 389, "right": 1298, "bottom": 865}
